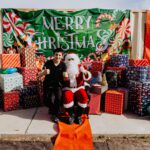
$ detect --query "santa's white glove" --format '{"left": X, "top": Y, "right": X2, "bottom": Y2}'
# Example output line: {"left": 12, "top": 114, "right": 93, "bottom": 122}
{"left": 80, "top": 66, "right": 87, "bottom": 74}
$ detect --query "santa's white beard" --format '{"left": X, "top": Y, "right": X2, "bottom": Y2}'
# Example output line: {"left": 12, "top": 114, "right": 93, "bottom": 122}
{"left": 66, "top": 61, "right": 79, "bottom": 88}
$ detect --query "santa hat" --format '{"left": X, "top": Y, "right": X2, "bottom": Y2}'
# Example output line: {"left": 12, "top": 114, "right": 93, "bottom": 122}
{"left": 65, "top": 52, "right": 80, "bottom": 64}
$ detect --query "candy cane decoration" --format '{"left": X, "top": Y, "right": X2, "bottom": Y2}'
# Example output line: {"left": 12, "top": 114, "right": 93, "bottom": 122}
{"left": 3, "top": 32, "right": 14, "bottom": 47}
{"left": 96, "top": 13, "right": 112, "bottom": 28}
{"left": 3, "top": 11, "right": 36, "bottom": 48}
{"left": 3, "top": 12, "right": 23, "bottom": 47}
{"left": 81, "top": 57, "right": 93, "bottom": 69}
{"left": 3, "top": 12, "right": 22, "bottom": 35}
{"left": 81, "top": 57, "right": 93, "bottom": 64}
{"left": 24, "top": 22, "right": 35, "bottom": 35}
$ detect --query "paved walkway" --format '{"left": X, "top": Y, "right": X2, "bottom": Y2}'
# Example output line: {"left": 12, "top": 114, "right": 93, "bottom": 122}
{"left": 0, "top": 106, "right": 149, "bottom": 135}
{"left": 0, "top": 107, "right": 150, "bottom": 149}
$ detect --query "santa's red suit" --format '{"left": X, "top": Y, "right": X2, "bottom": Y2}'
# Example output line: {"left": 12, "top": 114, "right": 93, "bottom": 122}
{"left": 63, "top": 53, "right": 91, "bottom": 109}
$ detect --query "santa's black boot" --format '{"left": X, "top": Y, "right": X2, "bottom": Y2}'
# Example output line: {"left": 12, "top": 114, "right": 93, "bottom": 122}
{"left": 66, "top": 107, "right": 74, "bottom": 124}
{"left": 75, "top": 106, "right": 85, "bottom": 125}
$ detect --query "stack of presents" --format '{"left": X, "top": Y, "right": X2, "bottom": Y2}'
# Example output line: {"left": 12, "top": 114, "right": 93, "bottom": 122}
{"left": 104, "top": 55, "right": 150, "bottom": 116}
{"left": 0, "top": 47, "right": 41, "bottom": 111}
{"left": 0, "top": 48, "right": 149, "bottom": 117}
{"left": 86, "top": 53, "right": 150, "bottom": 116}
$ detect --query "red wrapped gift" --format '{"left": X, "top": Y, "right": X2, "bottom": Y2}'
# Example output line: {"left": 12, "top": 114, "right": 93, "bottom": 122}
{"left": 129, "top": 59, "right": 149, "bottom": 66}
{"left": 0, "top": 54, "right": 21, "bottom": 69}
{"left": 19, "top": 67, "right": 38, "bottom": 86}
{"left": 19, "top": 47, "right": 36, "bottom": 68}
{"left": 0, "top": 90, "right": 20, "bottom": 112}
{"left": 107, "top": 66, "right": 127, "bottom": 71}
{"left": 87, "top": 53, "right": 104, "bottom": 73}
{"left": 37, "top": 78, "right": 43, "bottom": 93}
{"left": 117, "top": 88, "right": 129, "bottom": 112}
{"left": 105, "top": 90, "right": 124, "bottom": 115}
{"left": 88, "top": 93, "right": 101, "bottom": 114}
{"left": 37, "top": 78, "right": 44, "bottom": 105}
{"left": 91, "top": 84, "right": 101, "bottom": 94}
{"left": 38, "top": 91, "right": 44, "bottom": 105}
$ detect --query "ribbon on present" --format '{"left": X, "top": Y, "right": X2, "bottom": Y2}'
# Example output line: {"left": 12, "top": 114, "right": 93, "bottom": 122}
{"left": 129, "top": 59, "right": 149, "bottom": 66}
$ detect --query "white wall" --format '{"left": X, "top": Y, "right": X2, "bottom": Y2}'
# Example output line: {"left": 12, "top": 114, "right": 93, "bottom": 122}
{"left": 131, "top": 11, "right": 146, "bottom": 59}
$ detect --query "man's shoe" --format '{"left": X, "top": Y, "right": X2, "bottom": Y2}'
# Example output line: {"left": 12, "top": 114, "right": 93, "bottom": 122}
{"left": 51, "top": 115, "right": 59, "bottom": 123}
{"left": 68, "top": 116, "right": 74, "bottom": 124}
{"left": 75, "top": 116, "right": 82, "bottom": 125}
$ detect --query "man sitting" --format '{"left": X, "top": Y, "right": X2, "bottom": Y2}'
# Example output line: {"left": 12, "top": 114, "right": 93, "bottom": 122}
{"left": 63, "top": 53, "right": 91, "bottom": 124}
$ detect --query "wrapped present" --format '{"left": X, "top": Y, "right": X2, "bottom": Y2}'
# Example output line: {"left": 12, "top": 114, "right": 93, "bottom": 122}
{"left": 20, "top": 85, "right": 38, "bottom": 97}
{"left": 0, "top": 90, "right": 20, "bottom": 111}
{"left": 127, "top": 66, "right": 150, "bottom": 82}
{"left": 128, "top": 80, "right": 150, "bottom": 116}
{"left": 0, "top": 54, "right": 21, "bottom": 69}
{"left": 37, "top": 78, "right": 44, "bottom": 105}
{"left": 38, "top": 91, "right": 44, "bottom": 105}
{"left": 91, "top": 84, "right": 101, "bottom": 94}
{"left": 87, "top": 53, "right": 104, "bottom": 73}
{"left": 129, "top": 59, "right": 149, "bottom": 66}
{"left": 0, "top": 73, "right": 23, "bottom": 92}
{"left": 20, "top": 85, "right": 40, "bottom": 108}
{"left": 90, "top": 71, "right": 102, "bottom": 84}
{"left": 37, "top": 78, "right": 43, "bottom": 93}
{"left": 105, "top": 90, "right": 124, "bottom": 115}
{"left": 21, "top": 95, "right": 40, "bottom": 109}
{"left": 107, "top": 66, "right": 127, "bottom": 71}
{"left": 106, "top": 67, "right": 127, "bottom": 88}
{"left": 117, "top": 88, "right": 129, "bottom": 111}
{"left": 19, "top": 47, "right": 36, "bottom": 68}
{"left": 105, "top": 70, "right": 118, "bottom": 88}
{"left": 91, "top": 61, "right": 104, "bottom": 73}
{"left": 18, "top": 67, "right": 38, "bottom": 86}
{"left": 88, "top": 93, "right": 101, "bottom": 114}
{"left": 110, "top": 54, "right": 129, "bottom": 67}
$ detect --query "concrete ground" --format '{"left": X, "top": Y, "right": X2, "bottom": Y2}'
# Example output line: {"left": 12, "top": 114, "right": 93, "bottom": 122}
{"left": 0, "top": 106, "right": 150, "bottom": 149}
{"left": 0, "top": 106, "right": 149, "bottom": 135}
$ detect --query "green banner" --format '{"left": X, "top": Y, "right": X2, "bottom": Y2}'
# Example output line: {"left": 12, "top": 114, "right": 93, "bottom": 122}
{"left": 2, "top": 8, "right": 131, "bottom": 60}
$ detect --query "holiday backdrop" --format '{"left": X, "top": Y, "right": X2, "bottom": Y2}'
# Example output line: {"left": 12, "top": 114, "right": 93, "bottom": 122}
{"left": 2, "top": 8, "right": 131, "bottom": 61}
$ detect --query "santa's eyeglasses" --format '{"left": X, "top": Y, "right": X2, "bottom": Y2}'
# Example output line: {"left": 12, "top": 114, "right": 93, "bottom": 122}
{"left": 68, "top": 58, "right": 74, "bottom": 61}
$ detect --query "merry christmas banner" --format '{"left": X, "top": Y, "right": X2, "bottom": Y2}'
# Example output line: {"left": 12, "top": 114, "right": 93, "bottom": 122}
{"left": 2, "top": 8, "right": 131, "bottom": 61}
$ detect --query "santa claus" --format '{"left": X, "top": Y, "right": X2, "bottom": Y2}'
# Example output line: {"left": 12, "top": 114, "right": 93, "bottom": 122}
{"left": 63, "top": 53, "right": 91, "bottom": 124}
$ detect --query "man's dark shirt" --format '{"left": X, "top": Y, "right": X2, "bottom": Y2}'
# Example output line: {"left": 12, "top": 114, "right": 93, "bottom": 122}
{"left": 43, "top": 60, "right": 66, "bottom": 87}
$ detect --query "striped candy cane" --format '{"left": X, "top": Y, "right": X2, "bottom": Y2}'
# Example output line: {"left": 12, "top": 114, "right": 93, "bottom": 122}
{"left": 3, "top": 11, "right": 36, "bottom": 48}
{"left": 96, "top": 13, "right": 112, "bottom": 28}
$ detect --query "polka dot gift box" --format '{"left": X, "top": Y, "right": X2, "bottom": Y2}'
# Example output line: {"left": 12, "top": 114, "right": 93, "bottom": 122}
{"left": 0, "top": 72, "right": 23, "bottom": 92}
{"left": 110, "top": 54, "right": 129, "bottom": 67}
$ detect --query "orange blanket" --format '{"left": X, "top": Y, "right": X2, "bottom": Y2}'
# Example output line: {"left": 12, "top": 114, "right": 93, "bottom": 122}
{"left": 53, "top": 119, "right": 93, "bottom": 150}
{"left": 144, "top": 10, "right": 150, "bottom": 64}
